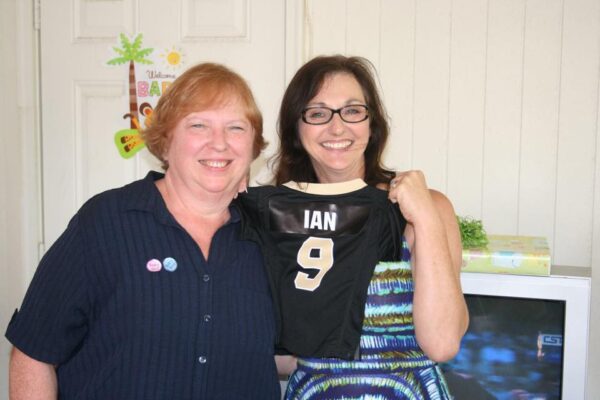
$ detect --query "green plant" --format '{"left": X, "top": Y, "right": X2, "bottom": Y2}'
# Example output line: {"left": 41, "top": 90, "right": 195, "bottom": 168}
{"left": 457, "top": 216, "right": 488, "bottom": 249}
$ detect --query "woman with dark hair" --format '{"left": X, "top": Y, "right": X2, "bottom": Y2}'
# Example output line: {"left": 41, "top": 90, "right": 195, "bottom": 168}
{"left": 273, "top": 55, "right": 393, "bottom": 187}
{"left": 269, "top": 55, "right": 469, "bottom": 399}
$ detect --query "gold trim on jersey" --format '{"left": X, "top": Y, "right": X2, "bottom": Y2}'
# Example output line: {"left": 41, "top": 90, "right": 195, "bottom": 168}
{"left": 283, "top": 179, "right": 367, "bottom": 195}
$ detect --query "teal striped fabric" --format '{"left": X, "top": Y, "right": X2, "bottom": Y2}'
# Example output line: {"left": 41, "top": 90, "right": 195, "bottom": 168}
{"left": 285, "top": 239, "right": 452, "bottom": 399}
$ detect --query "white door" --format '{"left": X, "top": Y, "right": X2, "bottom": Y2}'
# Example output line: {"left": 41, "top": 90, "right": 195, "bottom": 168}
{"left": 40, "top": 0, "right": 286, "bottom": 248}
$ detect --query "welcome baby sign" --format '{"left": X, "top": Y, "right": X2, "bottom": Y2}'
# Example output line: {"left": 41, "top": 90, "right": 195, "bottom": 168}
{"left": 107, "top": 33, "right": 185, "bottom": 158}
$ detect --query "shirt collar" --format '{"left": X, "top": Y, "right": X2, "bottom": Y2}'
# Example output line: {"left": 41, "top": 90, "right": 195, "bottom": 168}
{"left": 123, "top": 171, "right": 240, "bottom": 226}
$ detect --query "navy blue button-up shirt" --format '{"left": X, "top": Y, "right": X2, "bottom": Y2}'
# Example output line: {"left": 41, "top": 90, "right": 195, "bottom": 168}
{"left": 6, "top": 172, "right": 280, "bottom": 399}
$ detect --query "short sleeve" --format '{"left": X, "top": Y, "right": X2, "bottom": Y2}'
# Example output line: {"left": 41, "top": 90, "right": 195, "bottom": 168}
{"left": 394, "top": 204, "right": 407, "bottom": 255}
{"left": 5, "top": 214, "right": 91, "bottom": 365}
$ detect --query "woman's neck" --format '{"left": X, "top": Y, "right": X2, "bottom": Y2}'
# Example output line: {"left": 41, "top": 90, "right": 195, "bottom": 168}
{"left": 313, "top": 163, "right": 365, "bottom": 184}
{"left": 156, "top": 176, "right": 231, "bottom": 224}
{"left": 155, "top": 176, "right": 233, "bottom": 260}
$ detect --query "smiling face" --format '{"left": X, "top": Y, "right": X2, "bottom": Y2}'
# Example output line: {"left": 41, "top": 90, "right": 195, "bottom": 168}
{"left": 298, "top": 73, "right": 370, "bottom": 183}
{"left": 163, "top": 98, "right": 255, "bottom": 198}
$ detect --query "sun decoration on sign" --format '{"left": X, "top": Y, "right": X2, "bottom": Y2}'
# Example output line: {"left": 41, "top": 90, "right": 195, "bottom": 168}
{"left": 160, "top": 46, "right": 186, "bottom": 70}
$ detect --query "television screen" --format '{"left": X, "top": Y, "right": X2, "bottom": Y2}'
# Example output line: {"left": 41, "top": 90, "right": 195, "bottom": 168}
{"left": 441, "top": 294, "right": 566, "bottom": 400}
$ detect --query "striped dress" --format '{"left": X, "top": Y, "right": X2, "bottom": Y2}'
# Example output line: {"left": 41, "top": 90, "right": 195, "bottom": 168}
{"left": 284, "top": 239, "right": 452, "bottom": 400}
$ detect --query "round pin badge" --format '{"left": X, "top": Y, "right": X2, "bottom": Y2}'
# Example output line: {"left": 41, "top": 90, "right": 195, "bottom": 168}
{"left": 146, "top": 258, "right": 162, "bottom": 272}
{"left": 163, "top": 257, "right": 178, "bottom": 272}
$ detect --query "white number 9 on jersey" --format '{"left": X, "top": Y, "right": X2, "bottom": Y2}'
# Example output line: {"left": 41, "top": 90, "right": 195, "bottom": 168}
{"left": 294, "top": 237, "right": 334, "bottom": 291}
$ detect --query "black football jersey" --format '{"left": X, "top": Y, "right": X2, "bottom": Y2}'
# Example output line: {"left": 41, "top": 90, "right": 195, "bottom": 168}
{"left": 236, "top": 179, "right": 406, "bottom": 359}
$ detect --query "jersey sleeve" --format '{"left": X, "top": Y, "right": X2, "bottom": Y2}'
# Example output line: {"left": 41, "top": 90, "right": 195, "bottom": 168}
{"left": 375, "top": 200, "right": 407, "bottom": 262}
{"left": 389, "top": 203, "right": 407, "bottom": 259}
{"left": 5, "top": 214, "right": 91, "bottom": 365}
{"left": 235, "top": 187, "right": 263, "bottom": 242}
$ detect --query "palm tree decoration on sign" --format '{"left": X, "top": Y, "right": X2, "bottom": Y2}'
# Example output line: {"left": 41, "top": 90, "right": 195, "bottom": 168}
{"left": 108, "top": 33, "right": 153, "bottom": 158}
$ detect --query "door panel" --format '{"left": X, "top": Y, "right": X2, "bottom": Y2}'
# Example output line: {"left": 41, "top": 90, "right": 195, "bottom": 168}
{"left": 41, "top": 0, "right": 285, "bottom": 248}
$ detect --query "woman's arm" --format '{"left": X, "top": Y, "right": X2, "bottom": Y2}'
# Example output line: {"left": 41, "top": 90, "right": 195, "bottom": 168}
{"left": 275, "top": 354, "right": 297, "bottom": 377}
{"left": 389, "top": 171, "right": 469, "bottom": 362}
{"left": 9, "top": 347, "right": 58, "bottom": 400}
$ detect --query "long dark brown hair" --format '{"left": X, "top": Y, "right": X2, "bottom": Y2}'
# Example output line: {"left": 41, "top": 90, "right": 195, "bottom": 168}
{"left": 272, "top": 55, "right": 394, "bottom": 186}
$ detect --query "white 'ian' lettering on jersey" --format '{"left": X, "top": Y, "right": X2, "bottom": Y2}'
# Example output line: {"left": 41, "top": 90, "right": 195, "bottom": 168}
{"left": 303, "top": 210, "right": 337, "bottom": 231}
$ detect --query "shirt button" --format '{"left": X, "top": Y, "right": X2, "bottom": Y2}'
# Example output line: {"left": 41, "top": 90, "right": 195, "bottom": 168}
{"left": 198, "top": 356, "right": 207, "bottom": 364}
{"left": 203, "top": 314, "right": 212, "bottom": 322}
{"left": 203, "top": 274, "right": 210, "bottom": 282}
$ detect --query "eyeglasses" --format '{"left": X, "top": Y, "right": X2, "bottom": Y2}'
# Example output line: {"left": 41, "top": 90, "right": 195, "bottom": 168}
{"left": 301, "top": 105, "right": 369, "bottom": 125}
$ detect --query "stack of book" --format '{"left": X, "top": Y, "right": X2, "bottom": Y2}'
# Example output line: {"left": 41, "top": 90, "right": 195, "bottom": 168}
{"left": 461, "top": 235, "right": 551, "bottom": 276}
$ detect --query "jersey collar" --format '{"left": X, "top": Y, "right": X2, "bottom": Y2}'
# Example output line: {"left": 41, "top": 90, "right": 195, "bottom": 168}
{"left": 282, "top": 179, "right": 367, "bottom": 195}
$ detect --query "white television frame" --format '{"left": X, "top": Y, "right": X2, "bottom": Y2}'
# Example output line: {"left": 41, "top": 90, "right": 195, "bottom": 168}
{"left": 459, "top": 266, "right": 591, "bottom": 400}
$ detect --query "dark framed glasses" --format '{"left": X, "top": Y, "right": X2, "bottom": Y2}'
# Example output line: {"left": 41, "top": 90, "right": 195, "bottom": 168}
{"left": 301, "top": 104, "right": 369, "bottom": 125}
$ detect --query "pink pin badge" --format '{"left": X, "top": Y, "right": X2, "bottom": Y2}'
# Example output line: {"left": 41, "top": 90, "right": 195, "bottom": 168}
{"left": 146, "top": 258, "right": 162, "bottom": 272}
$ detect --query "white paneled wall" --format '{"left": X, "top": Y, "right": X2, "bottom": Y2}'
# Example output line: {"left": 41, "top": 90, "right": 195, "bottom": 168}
{"left": 1, "top": 0, "right": 40, "bottom": 397}
{"left": 0, "top": 1, "right": 20, "bottom": 395}
{"left": 447, "top": 0, "right": 487, "bottom": 219}
{"left": 555, "top": 0, "right": 598, "bottom": 267}
{"left": 480, "top": 0, "right": 524, "bottom": 235}
{"left": 301, "top": 0, "right": 599, "bottom": 269}
{"left": 518, "top": 0, "right": 562, "bottom": 244}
